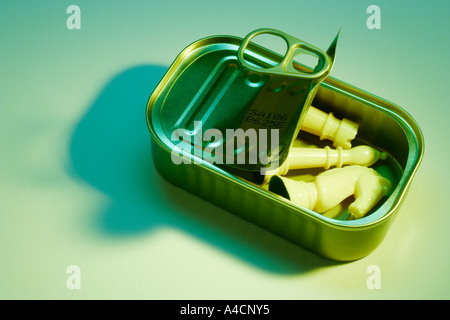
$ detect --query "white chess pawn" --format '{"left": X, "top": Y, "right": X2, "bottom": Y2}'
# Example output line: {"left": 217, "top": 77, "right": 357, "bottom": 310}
{"left": 265, "top": 145, "right": 387, "bottom": 176}
{"left": 269, "top": 165, "right": 391, "bottom": 219}
{"left": 301, "top": 106, "right": 359, "bottom": 149}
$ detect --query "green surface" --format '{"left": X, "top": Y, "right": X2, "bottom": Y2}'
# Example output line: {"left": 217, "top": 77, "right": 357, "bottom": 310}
{"left": 1, "top": 0, "right": 449, "bottom": 299}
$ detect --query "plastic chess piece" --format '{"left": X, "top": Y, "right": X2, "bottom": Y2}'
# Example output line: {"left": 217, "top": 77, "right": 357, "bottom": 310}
{"left": 268, "top": 165, "right": 391, "bottom": 219}
{"left": 301, "top": 106, "right": 359, "bottom": 149}
{"left": 264, "top": 145, "right": 387, "bottom": 177}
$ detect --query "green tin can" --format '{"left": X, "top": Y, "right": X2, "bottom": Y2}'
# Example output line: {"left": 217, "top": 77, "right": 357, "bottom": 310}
{"left": 145, "top": 29, "right": 424, "bottom": 261}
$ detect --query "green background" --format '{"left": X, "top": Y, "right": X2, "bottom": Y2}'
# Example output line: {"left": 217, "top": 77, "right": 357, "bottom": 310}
{"left": 1, "top": 0, "right": 449, "bottom": 299}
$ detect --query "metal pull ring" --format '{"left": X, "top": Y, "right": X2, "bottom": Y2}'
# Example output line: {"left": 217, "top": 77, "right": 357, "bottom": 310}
{"left": 237, "top": 28, "right": 333, "bottom": 80}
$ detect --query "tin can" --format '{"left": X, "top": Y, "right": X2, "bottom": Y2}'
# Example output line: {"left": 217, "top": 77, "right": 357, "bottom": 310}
{"left": 145, "top": 30, "right": 424, "bottom": 261}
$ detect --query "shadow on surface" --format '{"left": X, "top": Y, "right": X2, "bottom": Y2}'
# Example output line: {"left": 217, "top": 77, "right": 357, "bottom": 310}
{"left": 69, "top": 65, "right": 341, "bottom": 274}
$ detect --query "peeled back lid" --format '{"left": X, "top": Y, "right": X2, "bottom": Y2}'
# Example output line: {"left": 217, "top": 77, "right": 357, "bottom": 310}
{"left": 148, "top": 28, "right": 339, "bottom": 173}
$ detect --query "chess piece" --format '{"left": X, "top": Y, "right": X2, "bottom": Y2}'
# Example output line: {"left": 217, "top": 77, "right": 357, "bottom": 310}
{"left": 265, "top": 145, "right": 387, "bottom": 176}
{"left": 269, "top": 165, "right": 391, "bottom": 219}
{"left": 301, "top": 106, "right": 359, "bottom": 149}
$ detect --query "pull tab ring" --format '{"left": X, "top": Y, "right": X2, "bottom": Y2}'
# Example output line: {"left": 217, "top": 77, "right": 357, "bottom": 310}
{"left": 237, "top": 28, "right": 332, "bottom": 80}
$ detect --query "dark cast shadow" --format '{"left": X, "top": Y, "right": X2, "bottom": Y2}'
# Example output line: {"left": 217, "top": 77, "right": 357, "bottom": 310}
{"left": 69, "top": 65, "right": 341, "bottom": 274}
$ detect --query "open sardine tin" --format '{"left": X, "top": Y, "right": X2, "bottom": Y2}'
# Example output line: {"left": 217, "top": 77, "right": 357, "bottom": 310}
{"left": 146, "top": 30, "right": 424, "bottom": 261}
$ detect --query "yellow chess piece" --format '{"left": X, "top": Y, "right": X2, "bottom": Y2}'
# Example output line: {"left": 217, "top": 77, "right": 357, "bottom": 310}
{"left": 265, "top": 145, "right": 387, "bottom": 177}
{"left": 269, "top": 165, "right": 391, "bottom": 219}
{"left": 301, "top": 106, "right": 359, "bottom": 149}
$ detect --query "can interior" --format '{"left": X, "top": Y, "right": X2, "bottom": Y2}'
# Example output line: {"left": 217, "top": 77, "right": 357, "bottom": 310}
{"left": 308, "top": 78, "right": 421, "bottom": 223}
